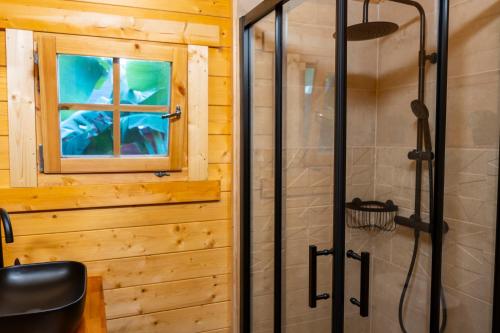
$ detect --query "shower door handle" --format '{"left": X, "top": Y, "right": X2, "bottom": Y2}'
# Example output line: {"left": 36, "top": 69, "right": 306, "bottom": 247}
{"left": 309, "top": 245, "right": 334, "bottom": 308}
{"left": 347, "top": 250, "right": 370, "bottom": 317}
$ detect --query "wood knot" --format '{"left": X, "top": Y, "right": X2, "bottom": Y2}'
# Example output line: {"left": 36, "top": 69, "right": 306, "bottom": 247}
{"left": 177, "top": 86, "right": 186, "bottom": 96}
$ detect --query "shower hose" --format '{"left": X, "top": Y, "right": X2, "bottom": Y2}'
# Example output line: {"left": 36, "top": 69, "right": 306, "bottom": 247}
{"left": 398, "top": 153, "right": 448, "bottom": 333}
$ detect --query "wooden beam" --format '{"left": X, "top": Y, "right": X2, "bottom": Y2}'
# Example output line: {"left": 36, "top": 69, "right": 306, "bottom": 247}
{"left": 36, "top": 163, "right": 232, "bottom": 192}
{"left": 37, "top": 35, "right": 61, "bottom": 173}
{"left": 201, "top": 329, "right": 231, "bottom": 333}
{"left": 231, "top": 2, "right": 240, "bottom": 329}
{"left": 87, "top": 247, "right": 231, "bottom": 290}
{"left": 208, "top": 47, "right": 231, "bottom": 77}
{"left": 6, "top": 29, "right": 37, "bottom": 187}
{"left": 0, "top": 170, "right": 9, "bottom": 187}
{"left": 0, "top": 102, "right": 8, "bottom": 135}
{"left": 208, "top": 76, "right": 232, "bottom": 106}
{"left": 208, "top": 135, "right": 231, "bottom": 164}
{"left": 188, "top": 45, "right": 209, "bottom": 181}
{"left": 5, "top": 219, "right": 231, "bottom": 263}
{"left": 105, "top": 274, "right": 231, "bottom": 319}
{"left": 0, "top": 136, "right": 10, "bottom": 170}
{"left": 68, "top": 0, "right": 232, "bottom": 18}
{"left": 209, "top": 106, "right": 232, "bottom": 135}
{"left": 10, "top": 191, "right": 231, "bottom": 236}
{"left": 0, "top": 67, "right": 6, "bottom": 101}
{"left": 0, "top": 31, "right": 5, "bottom": 66}
{"left": 107, "top": 301, "right": 231, "bottom": 333}
{"left": 49, "top": 33, "right": 178, "bottom": 61}
{"left": 0, "top": 1, "right": 230, "bottom": 47}
{"left": 0, "top": 180, "right": 220, "bottom": 212}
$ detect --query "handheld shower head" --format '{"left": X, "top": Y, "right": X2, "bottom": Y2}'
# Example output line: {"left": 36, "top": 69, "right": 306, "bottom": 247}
{"left": 411, "top": 100, "right": 429, "bottom": 119}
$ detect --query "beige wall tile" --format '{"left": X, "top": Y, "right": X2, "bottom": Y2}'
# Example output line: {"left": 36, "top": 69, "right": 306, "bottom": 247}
{"left": 448, "top": 0, "right": 500, "bottom": 77}
{"left": 376, "top": 84, "right": 436, "bottom": 146}
{"left": 443, "top": 219, "right": 495, "bottom": 303}
{"left": 443, "top": 287, "right": 492, "bottom": 332}
{"left": 347, "top": 89, "right": 377, "bottom": 146}
{"left": 378, "top": 1, "right": 438, "bottom": 89}
{"left": 446, "top": 71, "right": 499, "bottom": 148}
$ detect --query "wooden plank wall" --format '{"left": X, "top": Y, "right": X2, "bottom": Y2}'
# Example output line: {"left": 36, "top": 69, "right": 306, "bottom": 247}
{"left": 0, "top": 1, "right": 233, "bottom": 332}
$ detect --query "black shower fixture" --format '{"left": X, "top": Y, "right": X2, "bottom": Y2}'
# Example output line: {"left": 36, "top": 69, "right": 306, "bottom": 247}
{"left": 411, "top": 99, "right": 429, "bottom": 119}
{"left": 339, "top": 0, "right": 445, "bottom": 332}
{"left": 344, "top": 21, "right": 399, "bottom": 41}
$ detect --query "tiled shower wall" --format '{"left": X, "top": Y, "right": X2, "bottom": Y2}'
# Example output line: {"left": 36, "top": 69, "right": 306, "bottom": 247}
{"left": 371, "top": 0, "right": 500, "bottom": 332}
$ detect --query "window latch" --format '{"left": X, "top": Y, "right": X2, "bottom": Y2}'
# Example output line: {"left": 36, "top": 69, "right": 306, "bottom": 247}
{"left": 162, "top": 105, "right": 182, "bottom": 120}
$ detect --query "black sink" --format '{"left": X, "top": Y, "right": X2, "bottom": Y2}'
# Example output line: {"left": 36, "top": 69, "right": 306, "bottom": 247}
{"left": 0, "top": 261, "right": 87, "bottom": 333}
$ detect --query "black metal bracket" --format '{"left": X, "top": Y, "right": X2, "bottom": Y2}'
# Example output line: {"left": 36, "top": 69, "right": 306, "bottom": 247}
{"left": 408, "top": 149, "right": 434, "bottom": 161}
{"left": 346, "top": 250, "right": 370, "bottom": 317}
{"left": 395, "top": 215, "right": 450, "bottom": 234}
{"left": 426, "top": 52, "right": 438, "bottom": 64}
{"left": 309, "top": 245, "right": 334, "bottom": 308}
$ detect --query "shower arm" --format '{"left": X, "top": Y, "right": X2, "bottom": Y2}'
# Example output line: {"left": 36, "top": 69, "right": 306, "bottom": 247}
{"left": 362, "top": 0, "right": 430, "bottom": 101}
{"left": 362, "top": 0, "right": 434, "bottom": 149}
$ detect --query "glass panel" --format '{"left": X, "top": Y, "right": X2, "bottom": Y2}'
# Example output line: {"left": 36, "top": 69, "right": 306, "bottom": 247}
{"left": 282, "top": 0, "right": 335, "bottom": 332}
{"left": 120, "top": 59, "right": 171, "bottom": 106}
{"left": 441, "top": 1, "right": 500, "bottom": 332}
{"left": 58, "top": 55, "right": 113, "bottom": 104}
{"left": 120, "top": 112, "right": 169, "bottom": 156}
{"left": 343, "top": 1, "right": 436, "bottom": 332}
{"left": 250, "top": 12, "right": 275, "bottom": 333}
{"left": 60, "top": 110, "right": 113, "bottom": 156}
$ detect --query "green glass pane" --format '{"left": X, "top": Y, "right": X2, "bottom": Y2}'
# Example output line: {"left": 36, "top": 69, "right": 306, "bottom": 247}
{"left": 120, "top": 112, "right": 169, "bottom": 156}
{"left": 58, "top": 55, "right": 114, "bottom": 104}
{"left": 60, "top": 111, "right": 113, "bottom": 156}
{"left": 120, "top": 59, "right": 171, "bottom": 106}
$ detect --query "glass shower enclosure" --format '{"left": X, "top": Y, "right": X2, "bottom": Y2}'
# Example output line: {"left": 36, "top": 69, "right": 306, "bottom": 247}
{"left": 240, "top": 0, "right": 500, "bottom": 332}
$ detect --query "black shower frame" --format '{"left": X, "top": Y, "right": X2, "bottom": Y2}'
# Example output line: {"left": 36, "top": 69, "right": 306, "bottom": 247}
{"left": 238, "top": 0, "right": 500, "bottom": 332}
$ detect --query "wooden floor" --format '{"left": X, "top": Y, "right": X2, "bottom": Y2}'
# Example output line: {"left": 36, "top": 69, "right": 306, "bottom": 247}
{"left": 77, "top": 276, "right": 107, "bottom": 333}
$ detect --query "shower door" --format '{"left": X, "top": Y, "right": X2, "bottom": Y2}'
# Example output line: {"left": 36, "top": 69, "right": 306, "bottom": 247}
{"left": 241, "top": 1, "right": 339, "bottom": 331}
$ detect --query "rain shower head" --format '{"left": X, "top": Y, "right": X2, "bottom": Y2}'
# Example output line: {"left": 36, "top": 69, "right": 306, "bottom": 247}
{"left": 346, "top": 21, "right": 399, "bottom": 41}
{"left": 334, "top": 21, "right": 399, "bottom": 41}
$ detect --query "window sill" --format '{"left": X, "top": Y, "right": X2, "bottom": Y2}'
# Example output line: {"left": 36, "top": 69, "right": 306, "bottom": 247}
{"left": 0, "top": 180, "right": 220, "bottom": 212}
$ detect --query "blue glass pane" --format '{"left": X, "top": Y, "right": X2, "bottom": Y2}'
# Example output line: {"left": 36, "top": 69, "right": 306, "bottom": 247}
{"left": 58, "top": 55, "right": 114, "bottom": 104}
{"left": 120, "top": 112, "right": 169, "bottom": 156}
{"left": 60, "top": 111, "right": 113, "bottom": 156}
{"left": 120, "top": 59, "right": 171, "bottom": 106}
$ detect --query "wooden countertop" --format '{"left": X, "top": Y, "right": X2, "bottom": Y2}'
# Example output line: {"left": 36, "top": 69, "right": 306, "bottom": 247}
{"left": 76, "top": 276, "right": 107, "bottom": 333}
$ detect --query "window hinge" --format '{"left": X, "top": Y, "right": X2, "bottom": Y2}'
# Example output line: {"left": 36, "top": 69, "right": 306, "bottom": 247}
{"left": 38, "top": 144, "right": 44, "bottom": 173}
{"left": 33, "top": 51, "right": 39, "bottom": 65}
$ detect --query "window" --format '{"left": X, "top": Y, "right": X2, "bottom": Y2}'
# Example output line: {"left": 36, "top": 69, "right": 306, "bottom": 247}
{"left": 37, "top": 34, "right": 187, "bottom": 173}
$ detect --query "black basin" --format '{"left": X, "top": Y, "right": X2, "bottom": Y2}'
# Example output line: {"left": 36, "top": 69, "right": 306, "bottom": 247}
{"left": 0, "top": 261, "right": 87, "bottom": 333}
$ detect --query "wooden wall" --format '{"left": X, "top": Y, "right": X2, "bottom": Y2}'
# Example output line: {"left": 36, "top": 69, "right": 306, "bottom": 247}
{"left": 0, "top": 1, "right": 233, "bottom": 332}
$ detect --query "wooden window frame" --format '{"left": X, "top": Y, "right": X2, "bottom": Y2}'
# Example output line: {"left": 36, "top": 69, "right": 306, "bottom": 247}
{"left": 36, "top": 33, "right": 188, "bottom": 174}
